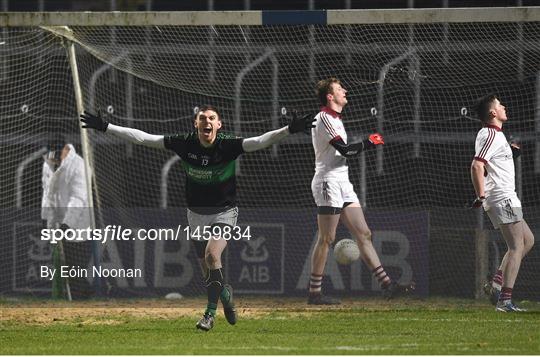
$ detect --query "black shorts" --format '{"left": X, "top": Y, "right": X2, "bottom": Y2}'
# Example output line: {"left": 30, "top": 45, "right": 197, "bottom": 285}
{"left": 317, "top": 202, "right": 354, "bottom": 215}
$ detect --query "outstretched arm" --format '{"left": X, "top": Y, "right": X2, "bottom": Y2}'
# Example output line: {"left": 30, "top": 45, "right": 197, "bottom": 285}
{"left": 242, "top": 126, "right": 289, "bottom": 153}
{"left": 242, "top": 110, "right": 315, "bottom": 153}
{"left": 80, "top": 111, "right": 165, "bottom": 149}
{"left": 107, "top": 124, "right": 165, "bottom": 149}
{"left": 331, "top": 133, "right": 384, "bottom": 158}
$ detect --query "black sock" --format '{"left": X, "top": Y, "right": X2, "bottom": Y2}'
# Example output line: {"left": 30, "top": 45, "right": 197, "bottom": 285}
{"left": 205, "top": 268, "right": 224, "bottom": 314}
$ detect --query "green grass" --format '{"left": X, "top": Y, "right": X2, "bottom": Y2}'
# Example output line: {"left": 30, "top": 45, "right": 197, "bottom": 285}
{"left": 1, "top": 304, "right": 540, "bottom": 355}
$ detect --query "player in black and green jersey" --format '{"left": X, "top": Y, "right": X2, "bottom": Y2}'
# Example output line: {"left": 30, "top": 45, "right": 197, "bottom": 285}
{"left": 80, "top": 105, "right": 313, "bottom": 331}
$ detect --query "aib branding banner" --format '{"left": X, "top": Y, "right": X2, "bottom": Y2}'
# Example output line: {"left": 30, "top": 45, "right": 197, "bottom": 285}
{"left": 236, "top": 209, "right": 429, "bottom": 296}
{"left": 294, "top": 214, "right": 429, "bottom": 296}
{"left": 5, "top": 208, "right": 428, "bottom": 296}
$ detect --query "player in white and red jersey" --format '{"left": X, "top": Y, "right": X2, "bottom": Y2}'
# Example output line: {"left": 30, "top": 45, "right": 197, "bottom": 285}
{"left": 471, "top": 94, "right": 534, "bottom": 312}
{"left": 307, "top": 77, "right": 414, "bottom": 305}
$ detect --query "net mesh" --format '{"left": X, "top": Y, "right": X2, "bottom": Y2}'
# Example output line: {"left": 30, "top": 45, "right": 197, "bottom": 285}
{"left": 1, "top": 19, "right": 539, "bottom": 300}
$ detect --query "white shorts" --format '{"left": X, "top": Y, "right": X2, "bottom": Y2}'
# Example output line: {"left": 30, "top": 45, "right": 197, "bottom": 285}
{"left": 311, "top": 179, "right": 359, "bottom": 209}
{"left": 484, "top": 196, "right": 523, "bottom": 228}
{"left": 187, "top": 207, "right": 238, "bottom": 241}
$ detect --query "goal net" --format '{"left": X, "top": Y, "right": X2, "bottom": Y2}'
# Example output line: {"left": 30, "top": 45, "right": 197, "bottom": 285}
{"left": 2, "top": 8, "right": 540, "bottom": 300}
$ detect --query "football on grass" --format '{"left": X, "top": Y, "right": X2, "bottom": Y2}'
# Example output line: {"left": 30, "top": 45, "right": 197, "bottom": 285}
{"left": 333, "top": 239, "right": 360, "bottom": 265}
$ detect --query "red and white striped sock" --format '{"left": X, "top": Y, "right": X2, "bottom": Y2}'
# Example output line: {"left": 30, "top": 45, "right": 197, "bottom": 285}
{"left": 309, "top": 274, "right": 323, "bottom": 294}
{"left": 372, "top": 265, "right": 392, "bottom": 289}
{"left": 498, "top": 287, "right": 512, "bottom": 303}
{"left": 492, "top": 269, "right": 503, "bottom": 290}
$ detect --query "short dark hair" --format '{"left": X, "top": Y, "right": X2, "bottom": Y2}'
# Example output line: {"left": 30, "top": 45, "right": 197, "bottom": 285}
{"left": 475, "top": 93, "right": 498, "bottom": 124}
{"left": 46, "top": 133, "right": 67, "bottom": 152}
{"left": 316, "top": 77, "right": 341, "bottom": 106}
{"left": 195, "top": 104, "right": 221, "bottom": 121}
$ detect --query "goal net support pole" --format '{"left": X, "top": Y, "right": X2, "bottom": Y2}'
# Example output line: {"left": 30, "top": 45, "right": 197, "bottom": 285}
{"left": 43, "top": 25, "right": 101, "bottom": 297}
{"left": 65, "top": 37, "right": 102, "bottom": 296}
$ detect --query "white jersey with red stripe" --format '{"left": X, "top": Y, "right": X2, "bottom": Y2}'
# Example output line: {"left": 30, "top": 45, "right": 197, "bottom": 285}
{"left": 474, "top": 124, "right": 516, "bottom": 203}
{"left": 312, "top": 106, "right": 349, "bottom": 181}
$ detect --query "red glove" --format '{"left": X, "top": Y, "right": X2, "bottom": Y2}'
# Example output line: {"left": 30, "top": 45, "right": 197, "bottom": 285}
{"left": 368, "top": 133, "right": 384, "bottom": 145}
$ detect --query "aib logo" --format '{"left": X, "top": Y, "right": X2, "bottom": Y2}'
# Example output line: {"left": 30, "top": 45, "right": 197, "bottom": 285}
{"left": 240, "top": 236, "right": 268, "bottom": 263}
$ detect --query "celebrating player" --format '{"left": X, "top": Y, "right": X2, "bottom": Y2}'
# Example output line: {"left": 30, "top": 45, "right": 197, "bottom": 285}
{"left": 471, "top": 94, "right": 534, "bottom": 312}
{"left": 81, "top": 105, "right": 314, "bottom": 329}
{"left": 308, "top": 77, "right": 414, "bottom": 305}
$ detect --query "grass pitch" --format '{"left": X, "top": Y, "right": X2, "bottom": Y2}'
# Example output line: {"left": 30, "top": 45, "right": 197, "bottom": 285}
{"left": 1, "top": 297, "right": 539, "bottom": 355}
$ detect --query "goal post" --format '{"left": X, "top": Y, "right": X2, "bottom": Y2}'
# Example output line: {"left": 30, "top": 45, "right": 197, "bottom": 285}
{"left": 1, "top": 8, "right": 540, "bottom": 300}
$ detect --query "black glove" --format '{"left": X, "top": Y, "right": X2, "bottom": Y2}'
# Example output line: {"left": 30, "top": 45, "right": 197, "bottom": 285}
{"left": 508, "top": 135, "right": 521, "bottom": 159}
{"left": 288, "top": 110, "right": 315, "bottom": 134}
{"left": 470, "top": 196, "right": 485, "bottom": 209}
{"left": 511, "top": 143, "right": 521, "bottom": 159}
{"left": 80, "top": 111, "right": 109, "bottom": 132}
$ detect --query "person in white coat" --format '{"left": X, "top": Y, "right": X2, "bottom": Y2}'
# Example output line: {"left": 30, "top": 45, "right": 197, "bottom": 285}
{"left": 41, "top": 142, "right": 90, "bottom": 230}
{"left": 41, "top": 138, "right": 93, "bottom": 298}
